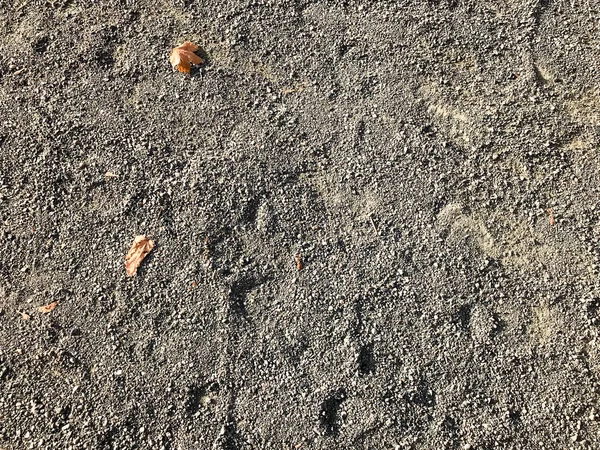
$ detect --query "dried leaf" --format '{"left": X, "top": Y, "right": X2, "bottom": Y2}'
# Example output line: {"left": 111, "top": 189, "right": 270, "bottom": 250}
{"left": 125, "top": 235, "right": 155, "bottom": 276}
{"left": 169, "top": 42, "right": 203, "bottom": 74}
{"left": 295, "top": 253, "right": 303, "bottom": 271}
{"left": 38, "top": 302, "right": 57, "bottom": 313}
{"left": 282, "top": 81, "right": 307, "bottom": 95}
{"left": 19, "top": 311, "right": 31, "bottom": 320}
{"left": 547, "top": 208, "right": 556, "bottom": 226}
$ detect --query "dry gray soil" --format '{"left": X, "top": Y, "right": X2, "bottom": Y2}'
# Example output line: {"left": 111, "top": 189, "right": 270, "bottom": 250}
{"left": 1, "top": 0, "right": 600, "bottom": 449}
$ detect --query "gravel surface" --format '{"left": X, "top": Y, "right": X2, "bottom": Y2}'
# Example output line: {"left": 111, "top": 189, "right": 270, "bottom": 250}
{"left": 1, "top": 0, "right": 600, "bottom": 449}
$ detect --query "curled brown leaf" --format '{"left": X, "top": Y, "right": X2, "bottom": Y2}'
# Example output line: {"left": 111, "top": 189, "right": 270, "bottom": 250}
{"left": 125, "top": 235, "right": 155, "bottom": 276}
{"left": 169, "top": 42, "right": 203, "bottom": 74}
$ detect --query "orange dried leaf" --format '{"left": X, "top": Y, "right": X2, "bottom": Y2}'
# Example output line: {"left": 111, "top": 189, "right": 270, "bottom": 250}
{"left": 547, "top": 208, "right": 556, "bottom": 226}
{"left": 295, "top": 254, "right": 303, "bottom": 271}
{"left": 125, "top": 235, "right": 155, "bottom": 276}
{"left": 170, "top": 41, "right": 203, "bottom": 74}
{"left": 38, "top": 302, "right": 57, "bottom": 313}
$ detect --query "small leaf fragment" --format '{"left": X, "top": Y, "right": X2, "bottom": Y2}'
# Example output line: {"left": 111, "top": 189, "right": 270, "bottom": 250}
{"left": 282, "top": 81, "right": 307, "bottom": 95}
{"left": 295, "top": 253, "right": 303, "bottom": 271}
{"left": 125, "top": 235, "right": 155, "bottom": 276}
{"left": 19, "top": 311, "right": 31, "bottom": 320}
{"left": 547, "top": 208, "right": 556, "bottom": 226}
{"left": 38, "top": 302, "right": 57, "bottom": 313}
{"left": 170, "top": 41, "right": 203, "bottom": 74}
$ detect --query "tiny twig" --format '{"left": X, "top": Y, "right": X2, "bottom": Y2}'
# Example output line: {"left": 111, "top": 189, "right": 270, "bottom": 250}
{"left": 12, "top": 67, "right": 27, "bottom": 76}
{"left": 16, "top": 1, "right": 30, "bottom": 11}
{"left": 369, "top": 215, "right": 378, "bottom": 234}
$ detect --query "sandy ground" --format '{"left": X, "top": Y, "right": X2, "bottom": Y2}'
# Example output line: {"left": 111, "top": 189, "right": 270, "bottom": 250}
{"left": 1, "top": 0, "right": 600, "bottom": 449}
